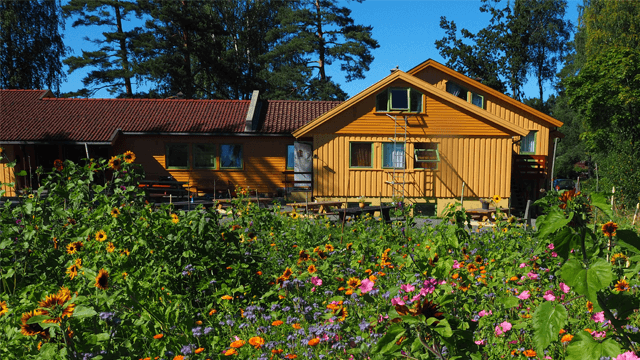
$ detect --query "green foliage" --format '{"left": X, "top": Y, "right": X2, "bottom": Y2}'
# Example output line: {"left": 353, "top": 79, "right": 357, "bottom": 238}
{"left": 533, "top": 301, "right": 568, "bottom": 355}
{"left": 566, "top": 331, "right": 622, "bottom": 360}
{"left": 0, "top": 0, "right": 67, "bottom": 94}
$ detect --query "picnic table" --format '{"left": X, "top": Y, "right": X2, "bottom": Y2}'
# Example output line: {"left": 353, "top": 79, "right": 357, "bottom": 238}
{"left": 465, "top": 207, "right": 509, "bottom": 221}
{"left": 334, "top": 205, "right": 396, "bottom": 223}
{"left": 286, "top": 200, "right": 344, "bottom": 214}
{"left": 215, "top": 197, "right": 274, "bottom": 207}
{"left": 138, "top": 180, "right": 189, "bottom": 201}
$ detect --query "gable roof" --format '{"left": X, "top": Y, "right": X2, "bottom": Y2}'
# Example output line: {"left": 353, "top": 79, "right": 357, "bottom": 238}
{"left": 0, "top": 90, "right": 342, "bottom": 143}
{"left": 293, "top": 70, "right": 529, "bottom": 138}
{"left": 407, "top": 59, "right": 563, "bottom": 128}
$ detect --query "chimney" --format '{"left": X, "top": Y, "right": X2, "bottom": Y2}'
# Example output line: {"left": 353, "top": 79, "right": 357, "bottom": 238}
{"left": 244, "top": 90, "right": 262, "bottom": 132}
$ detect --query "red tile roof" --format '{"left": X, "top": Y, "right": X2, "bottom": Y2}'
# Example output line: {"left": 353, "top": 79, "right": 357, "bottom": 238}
{"left": 261, "top": 100, "right": 342, "bottom": 134}
{"left": 1, "top": 90, "right": 340, "bottom": 143}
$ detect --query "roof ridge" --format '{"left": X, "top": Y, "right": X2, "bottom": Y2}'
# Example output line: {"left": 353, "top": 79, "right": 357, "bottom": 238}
{"left": 265, "top": 99, "right": 343, "bottom": 104}
{"left": 41, "top": 97, "right": 251, "bottom": 102}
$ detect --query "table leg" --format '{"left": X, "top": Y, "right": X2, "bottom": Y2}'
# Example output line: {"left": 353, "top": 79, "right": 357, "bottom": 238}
{"left": 382, "top": 208, "right": 391, "bottom": 222}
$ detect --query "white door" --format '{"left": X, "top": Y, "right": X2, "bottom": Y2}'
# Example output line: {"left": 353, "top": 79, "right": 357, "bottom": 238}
{"left": 294, "top": 142, "right": 312, "bottom": 189}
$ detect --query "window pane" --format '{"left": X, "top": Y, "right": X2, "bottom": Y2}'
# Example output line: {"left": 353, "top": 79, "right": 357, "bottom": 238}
{"left": 287, "top": 145, "right": 295, "bottom": 169}
{"left": 390, "top": 89, "right": 409, "bottom": 110}
{"left": 410, "top": 89, "right": 422, "bottom": 112}
{"left": 166, "top": 144, "right": 189, "bottom": 168}
{"left": 520, "top": 132, "right": 536, "bottom": 153}
{"left": 220, "top": 144, "right": 242, "bottom": 168}
{"left": 471, "top": 92, "right": 483, "bottom": 108}
{"left": 350, "top": 142, "right": 372, "bottom": 167}
{"left": 446, "top": 82, "right": 467, "bottom": 100}
{"left": 414, "top": 142, "right": 439, "bottom": 169}
{"left": 376, "top": 90, "right": 388, "bottom": 112}
{"left": 383, "top": 143, "right": 405, "bottom": 168}
{"left": 193, "top": 144, "right": 216, "bottom": 168}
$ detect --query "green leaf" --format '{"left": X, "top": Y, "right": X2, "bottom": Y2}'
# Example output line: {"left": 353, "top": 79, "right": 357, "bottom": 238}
{"left": 496, "top": 296, "right": 519, "bottom": 309}
{"left": 433, "top": 318, "right": 453, "bottom": 337}
{"left": 16, "top": 170, "right": 27, "bottom": 176}
{"left": 72, "top": 305, "right": 97, "bottom": 318}
{"left": 561, "top": 258, "right": 613, "bottom": 309}
{"left": 26, "top": 314, "right": 51, "bottom": 324}
{"left": 0, "top": 238, "right": 12, "bottom": 249}
{"left": 566, "top": 331, "right": 622, "bottom": 360}
{"left": 371, "top": 323, "right": 405, "bottom": 355}
{"left": 615, "top": 229, "right": 640, "bottom": 254}
{"left": 552, "top": 227, "right": 580, "bottom": 260}
{"left": 533, "top": 302, "right": 568, "bottom": 355}
{"left": 537, "top": 207, "right": 574, "bottom": 239}
{"left": 590, "top": 192, "right": 614, "bottom": 221}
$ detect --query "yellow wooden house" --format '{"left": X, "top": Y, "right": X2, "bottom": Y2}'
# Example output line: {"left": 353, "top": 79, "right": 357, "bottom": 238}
{"left": 293, "top": 60, "right": 563, "bottom": 210}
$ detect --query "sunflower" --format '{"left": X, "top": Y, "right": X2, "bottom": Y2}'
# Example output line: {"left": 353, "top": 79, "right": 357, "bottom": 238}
{"left": 290, "top": 212, "right": 299, "bottom": 219}
{"left": 123, "top": 151, "right": 136, "bottom": 164}
{"left": 325, "top": 244, "right": 335, "bottom": 252}
{"left": 66, "top": 264, "right": 79, "bottom": 280}
{"left": 458, "top": 283, "right": 470, "bottom": 292}
{"left": 474, "top": 255, "right": 483, "bottom": 264}
{"left": 66, "top": 241, "right": 83, "bottom": 255}
{"left": 106, "top": 242, "right": 115, "bottom": 253}
{"left": 0, "top": 301, "right": 8, "bottom": 317}
{"left": 611, "top": 253, "right": 628, "bottom": 265}
{"left": 344, "top": 278, "right": 359, "bottom": 291}
{"left": 601, "top": 221, "right": 618, "bottom": 237}
{"left": 492, "top": 195, "right": 501, "bottom": 203}
{"left": 171, "top": 213, "right": 179, "bottom": 224}
{"left": 95, "top": 269, "right": 109, "bottom": 290}
{"left": 317, "top": 250, "right": 328, "bottom": 260}
{"left": 248, "top": 336, "right": 265, "bottom": 349}
{"left": 586, "top": 301, "right": 594, "bottom": 312}
{"left": 307, "top": 264, "right": 317, "bottom": 274}
{"left": 20, "top": 310, "right": 49, "bottom": 338}
{"left": 74, "top": 258, "right": 82, "bottom": 267}
{"left": 53, "top": 159, "right": 63, "bottom": 171}
{"left": 615, "top": 279, "right": 630, "bottom": 292}
{"left": 281, "top": 267, "right": 293, "bottom": 280}
{"left": 110, "top": 207, "right": 120, "bottom": 218}
{"left": 558, "top": 189, "right": 579, "bottom": 209}
{"left": 95, "top": 230, "right": 107, "bottom": 242}
{"left": 108, "top": 156, "right": 122, "bottom": 171}
{"left": 335, "top": 306, "right": 348, "bottom": 322}
{"left": 297, "top": 250, "right": 310, "bottom": 263}
{"left": 466, "top": 263, "right": 478, "bottom": 273}
{"left": 38, "top": 291, "right": 75, "bottom": 323}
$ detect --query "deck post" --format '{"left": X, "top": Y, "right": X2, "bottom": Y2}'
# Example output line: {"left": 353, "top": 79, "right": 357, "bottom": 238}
{"left": 524, "top": 200, "right": 532, "bottom": 229}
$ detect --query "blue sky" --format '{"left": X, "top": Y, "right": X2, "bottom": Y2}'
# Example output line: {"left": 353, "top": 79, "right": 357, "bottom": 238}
{"left": 60, "top": 0, "right": 581, "bottom": 100}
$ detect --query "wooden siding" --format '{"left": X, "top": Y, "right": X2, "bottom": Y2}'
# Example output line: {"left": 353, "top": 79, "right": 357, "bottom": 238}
{"left": 113, "top": 135, "right": 293, "bottom": 194}
{"left": 308, "top": 79, "right": 511, "bottom": 138}
{"left": 413, "top": 67, "right": 551, "bottom": 156}
{"left": 0, "top": 146, "right": 16, "bottom": 197}
{"left": 313, "top": 135, "right": 512, "bottom": 199}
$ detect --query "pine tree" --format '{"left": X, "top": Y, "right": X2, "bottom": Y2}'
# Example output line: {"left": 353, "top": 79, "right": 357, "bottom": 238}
{"left": 0, "top": 0, "right": 67, "bottom": 94}
{"left": 62, "top": 0, "right": 146, "bottom": 97}
{"left": 265, "top": 0, "right": 379, "bottom": 101}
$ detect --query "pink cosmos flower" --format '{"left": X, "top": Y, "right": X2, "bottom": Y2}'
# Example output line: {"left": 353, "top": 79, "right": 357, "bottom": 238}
{"left": 551, "top": 252, "right": 558, "bottom": 257}
{"left": 559, "top": 282, "right": 570, "bottom": 293}
{"left": 591, "top": 330, "right": 606, "bottom": 338}
{"left": 543, "top": 290, "right": 556, "bottom": 301}
{"left": 519, "top": 263, "right": 527, "bottom": 268}
{"left": 311, "top": 287, "right": 316, "bottom": 292}
{"left": 478, "top": 310, "right": 492, "bottom": 317}
{"left": 616, "top": 351, "right": 640, "bottom": 360}
{"left": 548, "top": 243, "right": 555, "bottom": 250}
{"left": 452, "top": 260, "right": 462, "bottom": 269}
{"left": 401, "top": 284, "right": 415, "bottom": 293}
{"left": 311, "top": 277, "right": 323, "bottom": 286}
{"left": 527, "top": 271, "right": 539, "bottom": 280}
{"left": 518, "top": 290, "right": 531, "bottom": 300}
{"left": 591, "top": 311, "right": 605, "bottom": 323}
{"left": 359, "top": 278, "right": 374, "bottom": 294}
{"left": 494, "top": 325, "right": 503, "bottom": 336}
{"left": 410, "top": 293, "right": 422, "bottom": 303}
{"left": 474, "top": 339, "right": 486, "bottom": 345}
{"left": 422, "top": 278, "right": 438, "bottom": 294}
{"left": 500, "top": 321, "right": 512, "bottom": 332}
{"left": 378, "top": 314, "right": 388, "bottom": 323}
{"left": 391, "top": 297, "right": 405, "bottom": 306}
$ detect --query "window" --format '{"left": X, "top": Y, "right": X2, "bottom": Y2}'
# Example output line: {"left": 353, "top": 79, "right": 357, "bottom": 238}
{"left": 414, "top": 142, "right": 440, "bottom": 170}
{"left": 376, "top": 88, "right": 423, "bottom": 112}
{"left": 350, "top": 142, "right": 373, "bottom": 168}
{"left": 220, "top": 144, "right": 243, "bottom": 169}
{"left": 166, "top": 144, "right": 189, "bottom": 169}
{"left": 520, "top": 131, "right": 537, "bottom": 154}
{"left": 446, "top": 81, "right": 484, "bottom": 109}
{"left": 193, "top": 144, "right": 216, "bottom": 169}
{"left": 287, "top": 145, "right": 295, "bottom": 170}
{"left": 382, "top": 143, "right": 405, "bottom": 169}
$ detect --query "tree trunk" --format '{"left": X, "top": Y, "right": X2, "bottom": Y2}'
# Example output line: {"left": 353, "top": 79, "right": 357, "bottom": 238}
{"left": 315, "top": 0, "right": 326, "bottom": 81}
{"left": 114, "top": 1, "right": 132, "bottom": 97}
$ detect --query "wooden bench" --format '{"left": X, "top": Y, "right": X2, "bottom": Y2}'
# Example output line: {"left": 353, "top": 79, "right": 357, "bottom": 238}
{"left": 286, "top": 200, "right": 345, "bottom": 214}
{"left": 334, "top": 205, "right": 396, "bottom": 223}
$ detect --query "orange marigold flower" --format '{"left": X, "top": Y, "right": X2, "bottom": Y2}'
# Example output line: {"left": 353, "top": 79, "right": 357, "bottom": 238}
{"left": 209, "top": 309, "right": 217, "bottom": 315}
{"left": 194, "top": 348, "right": 204, "bottom": 354}
{"left": 153, "top": 334, "right": 164, "bottom": 339}
{"left": 230, "top": 339, "right": 245, "bottom": 348}
{"left": 285, "top": 355, "right": 298, "bottom": 359}
{"left": 560, "top": 334, "right": 574, "bottom": 343}
{"left": 272, "top": 349, "right": 284, "bottom": 354}
{"left": 248, "top": 336, "right": 265, "bottom": 348}
{"left": 292, "top": 323, "right": 302, "bottom": 329}
{"left": 559, "top": 329, "right": 566, "bottom": 334}
{"left": 522, "top": 349, "right": 536, "bottom": 357}
{"left": 173, "top": 356, "right": 184, "bottom": 360}
{"left": 224, "top": 348, "right": 237, "bottom": 356}
{"left": 221, "top": 295, "right": 233, "bottom": 300}
{"left": 272, "top": 320, "right": 284, "bottom": 326}
{"left": 308, "top": 338, "right": 320, "bottom": 346}
{"left": 601, "top": 221, "right": 618, "bottom": 237}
